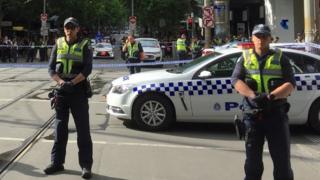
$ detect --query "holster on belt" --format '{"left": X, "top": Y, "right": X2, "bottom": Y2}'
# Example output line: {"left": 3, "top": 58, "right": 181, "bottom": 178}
{"left": 48, "top": 89, "right": 59, "bottom": 109}
{"left": 85, "top": 80, "right": 93, "bottom": 98}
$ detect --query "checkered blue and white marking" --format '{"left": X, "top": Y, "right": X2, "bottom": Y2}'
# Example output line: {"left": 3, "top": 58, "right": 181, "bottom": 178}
{"left": 295, "top": 74, "right": 320, "bottom": 91}
{"left": 132, "top": 74, "right": 320, "bottom": 97}
{"left": 132, "top": 79, "right": 234, "bottom": 96}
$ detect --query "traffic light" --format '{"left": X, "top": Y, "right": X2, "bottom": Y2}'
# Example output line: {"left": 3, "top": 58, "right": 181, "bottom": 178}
{"left": 188, "top": 17, "right": 192, "bottom": 27}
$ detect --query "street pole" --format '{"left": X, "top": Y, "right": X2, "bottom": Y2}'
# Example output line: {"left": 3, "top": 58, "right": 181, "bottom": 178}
{"left": 191, "top": 12, "right": 195, "bottom": 39}
{"left": 304, "top": 0, "right": 314, "bottom": 42}
{"left": 42, "top": 0, "right": 47, "bottom": 45}
{"left": 131, "top": 0, "right": 134, "bottom": 16}
{"left": 131, "top": 0, "right": 134, "bottom": 35}
{"left": 43, "top": 0, "right": 46, "bottom": 14}
{"left": 204, "top": 0, "right": 211, "bottom": 48}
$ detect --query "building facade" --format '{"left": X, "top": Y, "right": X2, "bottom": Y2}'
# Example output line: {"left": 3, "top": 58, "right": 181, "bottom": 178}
{"left": 198, "top": 0, "right": 317, "bottom": 42}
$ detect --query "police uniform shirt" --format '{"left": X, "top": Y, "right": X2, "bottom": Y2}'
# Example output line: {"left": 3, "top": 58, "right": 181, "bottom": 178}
{"left": 48, "top": 38, "right": 92, "bottom": 78}
{"left": 231, "top": 49, "right": 296, "bottom": 88}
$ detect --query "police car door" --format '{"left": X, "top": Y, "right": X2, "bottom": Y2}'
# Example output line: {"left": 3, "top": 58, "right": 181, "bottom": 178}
{"left": 284, "top": 52, "right": 320, "bottom": 119}
{"left": 190, "top": 53, "right": 242, "bottom": 121}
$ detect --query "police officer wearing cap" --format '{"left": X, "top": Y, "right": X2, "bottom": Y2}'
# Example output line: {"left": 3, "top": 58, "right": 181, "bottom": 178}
{"left": 45, "top": 17, "right": 93, "bottom": 179}
{"left": 231, "top": 24, "right": 295, "bottom": 180}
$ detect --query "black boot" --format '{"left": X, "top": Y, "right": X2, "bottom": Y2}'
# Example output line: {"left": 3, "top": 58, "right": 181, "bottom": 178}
{"left": 44, "top": 164, "right": 64, "bottom": 174}
{"left": 81, "top": 167, "right": 92, "bottom": 179}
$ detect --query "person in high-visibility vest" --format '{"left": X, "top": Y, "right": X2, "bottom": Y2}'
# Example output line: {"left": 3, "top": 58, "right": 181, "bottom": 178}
{"left": 232, "top": 24, "right": 295, "bottom": 180}
{"left": 46, "top": 17, "right": 93, "bottom": 179}
{"left": 176, "top": 34, "right": 187, "bottom": 65}
{"left": 190, "top": 36, "right": 202, "bottom": 59}
{"left": 122, "top": 35, "right": 144, "bottom": 74}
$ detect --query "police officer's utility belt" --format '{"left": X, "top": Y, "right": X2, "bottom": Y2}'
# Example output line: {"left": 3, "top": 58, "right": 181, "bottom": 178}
{"left": 59, "top": 74, "right": 77, "bottom": 80}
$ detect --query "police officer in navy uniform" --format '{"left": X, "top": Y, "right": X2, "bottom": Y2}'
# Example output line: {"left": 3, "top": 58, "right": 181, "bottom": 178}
{"left": 231, "top": 24, "right": 295, "bottom": 180}
{"left": 45, "top": 17, "right": 93, "bottom": 179}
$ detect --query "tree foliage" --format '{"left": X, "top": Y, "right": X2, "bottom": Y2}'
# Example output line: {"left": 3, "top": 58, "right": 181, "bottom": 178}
{"left": 0, "top": 0, "right": 196, "bottom": 38}
{"left": 121, "top": 0, "right": 195, "bottom": 38}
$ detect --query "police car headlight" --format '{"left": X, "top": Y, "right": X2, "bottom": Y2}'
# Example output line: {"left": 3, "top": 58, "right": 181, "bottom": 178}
{"left": 112, "top": 84, "right": 131, "bottom": 94}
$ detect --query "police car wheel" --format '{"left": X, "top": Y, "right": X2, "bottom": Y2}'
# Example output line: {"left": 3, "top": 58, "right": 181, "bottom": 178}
{"left": 308, "top": 99, "right": 320, "bottom": 133}
{"left": 133, "top": 93, "right": 174, "bottom": 131}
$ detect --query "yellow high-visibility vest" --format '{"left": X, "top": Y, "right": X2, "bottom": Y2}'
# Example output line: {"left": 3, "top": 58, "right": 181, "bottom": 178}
{"left": 243, "top": 49, "right": 283, "bottom": 93}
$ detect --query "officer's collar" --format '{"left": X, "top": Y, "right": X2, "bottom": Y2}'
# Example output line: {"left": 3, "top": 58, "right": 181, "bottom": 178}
{"left": 64, "top": 37, "right": 81, "bottom": 45}
{"left": 253, "top": 48, "right": 274, "bottom": 59}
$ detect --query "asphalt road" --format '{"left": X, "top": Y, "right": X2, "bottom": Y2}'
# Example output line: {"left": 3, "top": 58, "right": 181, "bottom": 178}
{"left": 0, "top": 64, "right": 320, "bottom": 179}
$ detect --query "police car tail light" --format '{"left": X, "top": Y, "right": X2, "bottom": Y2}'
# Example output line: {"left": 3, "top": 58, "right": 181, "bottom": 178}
{"left": 237, "top": 42, "right": 254, "bottom": 49}
{"left": 112, "top": 84, "right": 131, "bottom": 94}
{"left": 202, "top": 49, "right": 214, "bottom": 56}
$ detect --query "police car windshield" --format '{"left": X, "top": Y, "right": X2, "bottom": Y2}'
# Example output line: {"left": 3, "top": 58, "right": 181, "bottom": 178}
{"left": 167, "top": 52, "right": 222, "bottom": 73}
{"left": 139, "top": 40, "right": 158, "bottom": 47}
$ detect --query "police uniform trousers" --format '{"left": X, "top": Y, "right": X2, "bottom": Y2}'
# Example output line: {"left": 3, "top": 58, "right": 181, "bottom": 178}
{"left": 51, "top": 86, "right": 93, "bottom": 169}
{"left": 127, "top": 57, "right": 141, "bottom": 74}
{"left": 244, "top": 106, "right": 293, "bottom": 180}
{"left": 177, "top": 50, "right": 187, "bottom": 66}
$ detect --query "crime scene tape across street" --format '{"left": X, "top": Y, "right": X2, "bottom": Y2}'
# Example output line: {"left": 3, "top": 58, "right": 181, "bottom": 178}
{"left": 0, "top": 59, "right": 192, "bottom": 69}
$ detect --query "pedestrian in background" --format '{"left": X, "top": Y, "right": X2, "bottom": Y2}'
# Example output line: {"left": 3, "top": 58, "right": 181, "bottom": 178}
{"left": 273, "top": 36, "right": 280, "bottom": 43}
{"left": 295, "top": 32, "right": 304, "bottom": 43}
{"left": 3, "top": 36, "right": 12, "bottom": 62}
{"left": 26, "top": 38, "right": 35, "bottom": 63}
{"left": 39, "top": 38, "right": 47, "bottom": 62}
{"left": 231, "top": 24, "right": 295, "bottom": 180}
{"left": 122, "top": 35, "right": 144, "bottom": 74}
{"left": 45, "top": 17, "right": 93, "bottom": 179}
{"left": 11, "top": 38, "right": 18, "bottom": 63}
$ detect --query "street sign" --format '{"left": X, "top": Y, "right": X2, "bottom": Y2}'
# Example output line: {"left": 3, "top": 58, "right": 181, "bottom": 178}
{"left": 129, "top": 16, "right": 136, "bottom": 24}
{"left": 203, "top": 18, "right": 214, "bottom": 27}
{"left": 40, "top": 13, "right": 48, "bottom": 22}
{"left": 203, "top": 6, "right": 214, "bottom": 28}
{"left": 129, "top": 16, "right": 137, "bottom": 31}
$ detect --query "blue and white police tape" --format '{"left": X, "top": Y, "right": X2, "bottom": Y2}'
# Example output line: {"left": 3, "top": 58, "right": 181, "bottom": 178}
{"left": 0, "top": 45, "right": 54, "bottom": 48}
{"left": 0, "top": 59, "right": 192, "bottom": 69}
{"left": 93, "top": 60, "right": 192, "bottom": 68}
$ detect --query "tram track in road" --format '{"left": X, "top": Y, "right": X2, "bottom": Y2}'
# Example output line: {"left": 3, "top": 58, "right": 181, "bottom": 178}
{"left": 0, "top": 80, "right": 51, "bottom": 111}
{"left": 0, "top": 69, "right": 107, "bottom": 176}
{"left": 0, "top": 114, "right": 55, "bottom": 177}
{"left": 0, "top": 68, "right": 40, "bottom": 82}
{"left": 0, "top": 68, "right": 55, "bottom": 176}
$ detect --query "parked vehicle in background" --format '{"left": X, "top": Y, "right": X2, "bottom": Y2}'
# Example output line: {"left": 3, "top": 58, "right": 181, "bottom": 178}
{"left": 136, "top": 38, "right": 163, "bottom": 62}
{"left": 93, "top": 42, "right": 114, "bottom": 59}
{"left": 90, "top": 39, "right": 96, "bottom": 49}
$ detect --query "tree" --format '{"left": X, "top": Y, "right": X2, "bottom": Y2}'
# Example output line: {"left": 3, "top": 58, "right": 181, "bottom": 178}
{"left": 0, "top": 0, "right": 25, "bottom": 37}
{"left": 120, "top": 0, "right": 195, "bottom": 39}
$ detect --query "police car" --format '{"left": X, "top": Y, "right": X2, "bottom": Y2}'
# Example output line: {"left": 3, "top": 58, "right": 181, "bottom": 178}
{"left": 106, "top": 47, "right": 320, "bottom": 131}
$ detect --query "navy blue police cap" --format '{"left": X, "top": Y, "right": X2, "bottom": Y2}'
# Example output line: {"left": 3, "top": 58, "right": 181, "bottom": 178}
{"left": 252, "top": 24, "right": 271, "bottom": 36}
{"left": 64, "top": 17, "right": 79, "bottom": 27}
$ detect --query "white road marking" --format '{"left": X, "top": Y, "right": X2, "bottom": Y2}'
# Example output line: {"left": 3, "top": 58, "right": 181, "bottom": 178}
{"left": 41, "top": 139, "right": 211, "bottom": 149}
{"left": 0, "top": 98, "right": 105, "bottom": 104}
{"left": 296, "top": 144, "right": 320, "bottom": 159}
{"left": 0, "top": 137, "right": 25, "bottom": 141}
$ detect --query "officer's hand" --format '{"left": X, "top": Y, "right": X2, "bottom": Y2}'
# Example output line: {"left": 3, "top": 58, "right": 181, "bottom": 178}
{"left": 252, "top": 92, "right": 269, "bottom": 108}
{"left": 61, "top": 81, "right": 74, "bottom": 93}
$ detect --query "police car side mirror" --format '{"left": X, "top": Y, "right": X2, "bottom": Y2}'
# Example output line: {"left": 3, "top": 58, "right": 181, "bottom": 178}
{"left": 198, "top": 70, "right": 212, "bottom": 79}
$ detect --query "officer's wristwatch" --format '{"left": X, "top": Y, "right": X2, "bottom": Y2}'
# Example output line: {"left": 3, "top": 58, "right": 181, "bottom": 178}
{"left": 269, "top": 94, "right": 275, "bottom": 100}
